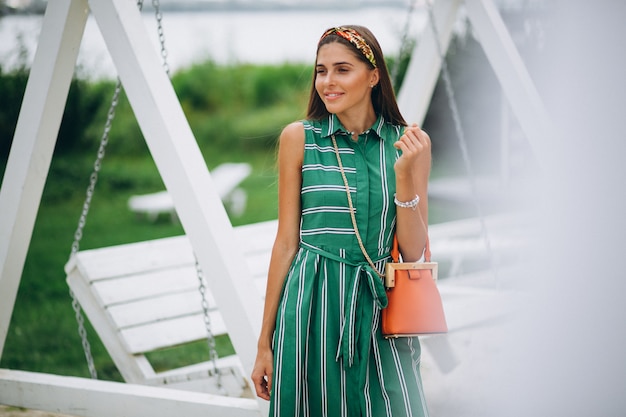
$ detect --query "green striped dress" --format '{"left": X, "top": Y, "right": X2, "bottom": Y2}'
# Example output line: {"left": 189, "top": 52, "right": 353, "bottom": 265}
{"left": 270, "top": 114, "right": 429, "bottom": 417}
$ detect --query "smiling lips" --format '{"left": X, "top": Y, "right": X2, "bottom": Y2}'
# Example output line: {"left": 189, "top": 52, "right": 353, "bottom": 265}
{"left": 325, "top": 92, "right": 344, "bottom": 100}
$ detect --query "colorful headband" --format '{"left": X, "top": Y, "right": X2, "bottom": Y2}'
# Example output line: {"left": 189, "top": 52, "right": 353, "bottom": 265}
{"left": 320, "top": 27, "right": 377, "bottom": 68}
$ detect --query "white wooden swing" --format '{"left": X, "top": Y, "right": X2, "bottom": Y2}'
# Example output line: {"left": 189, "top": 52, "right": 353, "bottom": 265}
{"left": 0, "top": 0, "right": 549, "bottom": 416}
{"left": 59, "top": 0, "right": 261, "bottom": 396}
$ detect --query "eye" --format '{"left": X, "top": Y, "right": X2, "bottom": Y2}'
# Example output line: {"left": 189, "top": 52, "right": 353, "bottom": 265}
{"left": 315, "top": 67, "right": 326, "bottom": 75}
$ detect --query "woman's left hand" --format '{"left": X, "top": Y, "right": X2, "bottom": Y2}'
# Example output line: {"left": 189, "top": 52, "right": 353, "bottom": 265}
{"left": 393, "top": 123, "right": 431, "bottom": 178}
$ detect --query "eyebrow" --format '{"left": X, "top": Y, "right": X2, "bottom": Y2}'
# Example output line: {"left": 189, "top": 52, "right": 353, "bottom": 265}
{"left": 315, "top": 61, "right": 355, "bottom": 68}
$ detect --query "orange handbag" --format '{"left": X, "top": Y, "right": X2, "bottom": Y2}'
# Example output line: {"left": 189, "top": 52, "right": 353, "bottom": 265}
{"left": 381, "top": 235, "right": 448, "bottom": 338}
{"left": 330, "top": 134, "right": 447, "bottom": 338}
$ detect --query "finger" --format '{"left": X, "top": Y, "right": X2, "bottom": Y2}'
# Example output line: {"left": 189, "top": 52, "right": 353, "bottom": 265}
{"left": 406, "top": 127, "right": 427, "bottom": 144}
{"left": 252, "top": 375, "right": 262, "bottom": 393}
{"left": 406, "top": 130, "right": 430, "bottom": 153}
{"left": 393, "top": 138, "right": 409, "bottom": 151}
{"left": 397, "top": 134, "right": 421, "bottom": 155}
{"left": 252, "top": 373, "right": 266, "bottom": 395}
{"left": 254, "top": 377, "right": 270, "bottom": 400}
{"left": 405, "top": 123, "right": 428, "bottom": 138}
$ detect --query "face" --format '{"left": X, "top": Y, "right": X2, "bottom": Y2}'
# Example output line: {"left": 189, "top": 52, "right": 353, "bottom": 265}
{"left": 315, "top": 42, "right": 379, "bottom": 117}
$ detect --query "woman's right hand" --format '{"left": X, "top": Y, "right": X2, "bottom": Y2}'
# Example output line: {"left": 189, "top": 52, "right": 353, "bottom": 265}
{"left": 251, "top": 346, "right": 274, "bottom": 400}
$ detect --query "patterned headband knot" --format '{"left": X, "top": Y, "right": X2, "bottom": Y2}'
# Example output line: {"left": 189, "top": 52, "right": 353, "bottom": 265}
{"left": 320, "top": 27, "right": 377, "bottom": 68}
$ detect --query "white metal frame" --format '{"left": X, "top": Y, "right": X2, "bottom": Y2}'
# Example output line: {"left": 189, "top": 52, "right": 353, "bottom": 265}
{"left": 0, "top": 0, "right": 548, "bottom": 415}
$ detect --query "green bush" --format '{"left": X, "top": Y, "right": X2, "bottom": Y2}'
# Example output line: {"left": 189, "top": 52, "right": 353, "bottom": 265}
{"left": 171, "top": 61, "right": 310, "bottom": 151}
{"left": 0, "top": 65, "right": 29, "bottom": 162}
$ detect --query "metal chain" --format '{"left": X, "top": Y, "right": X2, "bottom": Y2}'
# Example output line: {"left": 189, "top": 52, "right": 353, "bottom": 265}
{"left": 149, "top": 0, "right": 221, "bottom": 385}
{"left": 149, "top": 0, "right": 221, "bottom": 384}
{"left": 68, "top": 0, "right": 144, "bottom": 380}
{"left": 69, "top": 291, "right": 98, "bottom": 379}
{"left": 392, "top": 0, "right": 419, "bottom": 86}
{"left": 195, "top": 258, "right": 223, "bottom": 390}
{"left": 152, "top": 0, "right": 170, "bottom": 76}
{"left": 70, "top": 82, "right": 122, "bottom": 256}
{"left": 425, "top": 0, "right": 498, "bottom": 284}
{"left": 68, "top": 80, "right": 122, "bottom": 379}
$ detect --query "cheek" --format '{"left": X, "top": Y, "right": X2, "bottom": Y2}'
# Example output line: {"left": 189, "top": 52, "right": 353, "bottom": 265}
{"left": 345, "top": 75, "right": 367, "bottom": 92}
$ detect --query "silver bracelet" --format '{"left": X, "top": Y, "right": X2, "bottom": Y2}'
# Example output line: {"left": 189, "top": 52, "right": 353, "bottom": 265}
{"left": 394, "top": 193, "right": 420, "bottom": 211}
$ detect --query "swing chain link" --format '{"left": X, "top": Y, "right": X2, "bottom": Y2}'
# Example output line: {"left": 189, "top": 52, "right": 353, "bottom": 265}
{"left": 425, "top": 0, "right": 498, "bottom": 283}
{"left": 70, "top": 290, "right": 99, "bottom": 379}
{"left": 67, "top": 80, "right": 122, "bottom": 380}
{"left": 392, "top": 0, "right": 419, "bottom": 86}
{"left": 150, "top": 0, "right": 221, "bottom": 385}
{"left": 195, "top": 258, "right": 223, "bottom": 391}
{"left": 150, "top": 0, "right": 222, "bottom": 387}
{"left": 68, "top": 0, "right": 144, "bottom": 381}
{"left": 152, "top": 0, "right": 170, "bottom": 76}
{"left": 70, "top": 82, "right": 121, "bottom": 256}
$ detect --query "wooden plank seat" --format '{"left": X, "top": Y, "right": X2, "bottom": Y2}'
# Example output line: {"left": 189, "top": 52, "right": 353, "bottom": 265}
{"left": 65, "top": 220, "right": 277, "bottom": 396}
{"left": 128, "top": 163, "right": 252, "bottom": 222}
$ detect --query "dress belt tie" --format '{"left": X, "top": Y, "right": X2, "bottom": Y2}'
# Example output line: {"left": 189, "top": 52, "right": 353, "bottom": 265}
{"left": 299, "top": 242, "right": 389, "bottom": 367}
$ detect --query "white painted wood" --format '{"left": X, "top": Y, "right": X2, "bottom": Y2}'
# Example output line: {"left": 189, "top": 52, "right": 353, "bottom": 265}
{"left": 67, "top": 264, "right": 156, "bottom": 383}
{"left": 85, "top": 2, "right": 263, "bottom": 401}
{"left": 464, "top": 0, "right": 553, "bottom": 166}
{"left": 69, "top": 256, "right": 246, "bottom": 397}
{"left": 398, "top": 0, "right": 552, "bottom": 167}
{"left": 150, "top": 354, "right": 243, "bottom": 382}
{"left": 64, "top": 220, "right": 277, "bottom": 399}
{"left": 397, "top": 0, "right": 462, "bottom": 125}
{"left": 120, "top": 312, "right": 227, "bottom": 354}
{"left": 128, "top": 191, "right": 176, "bottom": 221}
{"left": 143, "top": 358, "right": 248, "bottom": 396}
{"left": 70, "top": 235, "right": 194, "bottom": 281}
{"left": 107, "top": 291, "right": 215, "bottom": 328}
{"left": 93, "top": 267, "right": 200, "bottom": 305}
{"left": 128, "top": 162, "right": 252, "bottom": 221}
{"left": 0, "top": 369, "right": 259, "bottom": 417}
{"left": 0, "top": 0, "right": 88, "bottom": 358}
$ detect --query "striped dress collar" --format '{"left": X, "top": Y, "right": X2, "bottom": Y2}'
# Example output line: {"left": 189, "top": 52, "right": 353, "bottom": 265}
{"left": 320, "top": 113, "right": 389, "bottom": 140}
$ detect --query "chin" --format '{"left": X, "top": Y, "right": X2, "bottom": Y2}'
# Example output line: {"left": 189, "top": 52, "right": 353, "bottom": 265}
{"left": 323, "top": 103, "right": 344, "bottom": 115}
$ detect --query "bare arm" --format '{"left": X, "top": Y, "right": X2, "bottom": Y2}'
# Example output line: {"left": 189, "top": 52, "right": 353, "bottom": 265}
{"left": 393, "top": 124, "right": 432, "bottom": 262}
{"left": 251, "top": 121, "right": 304, "bottom": 400}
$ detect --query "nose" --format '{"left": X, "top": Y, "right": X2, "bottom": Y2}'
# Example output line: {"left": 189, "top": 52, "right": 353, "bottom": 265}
{"left": 322, "top": 71, "right": 336, "bottom": 86}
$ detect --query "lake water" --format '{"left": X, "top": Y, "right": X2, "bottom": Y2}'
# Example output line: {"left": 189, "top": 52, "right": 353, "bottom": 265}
{"left": 0, "top": 6, "right": 429, "bottom": 79}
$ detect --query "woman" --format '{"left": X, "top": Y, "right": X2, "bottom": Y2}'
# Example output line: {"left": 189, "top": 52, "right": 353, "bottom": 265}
{"left": 251, "top": 25, "right": 431, "bottom": 416}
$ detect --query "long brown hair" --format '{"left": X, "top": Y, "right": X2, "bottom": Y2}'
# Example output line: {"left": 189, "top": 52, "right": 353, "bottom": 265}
{"left": 306, "top": 25, "right": 407, "bottom": 126}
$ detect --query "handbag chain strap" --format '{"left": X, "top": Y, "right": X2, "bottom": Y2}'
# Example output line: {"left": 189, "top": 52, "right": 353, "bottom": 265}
{"left": 331, "top": 134, "right": 384, "bottom": 278}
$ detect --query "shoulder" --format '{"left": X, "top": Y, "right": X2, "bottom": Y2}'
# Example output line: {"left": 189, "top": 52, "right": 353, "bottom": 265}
{"left": 280, "top": 121, "right": 305, "bottom": 144}
{"left": 278, "top": 122, "right": 305, "bottom": 164}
